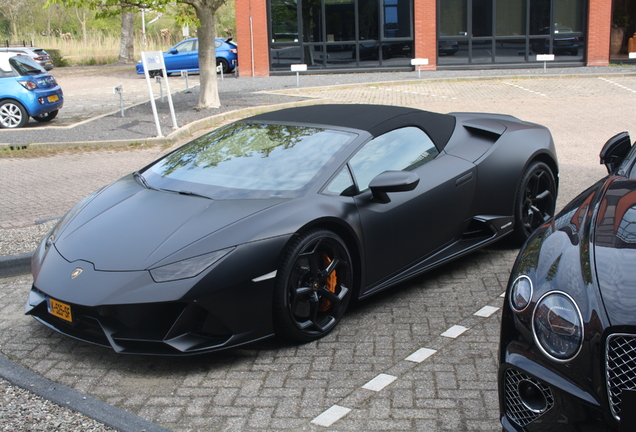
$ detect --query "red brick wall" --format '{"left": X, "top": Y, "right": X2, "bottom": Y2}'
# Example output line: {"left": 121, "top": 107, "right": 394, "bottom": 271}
{"left": 413, "top": 0, "right": 437, "bottom": 69}
{"left": 587, "top": 0, "right": 612, "bottom": 66}
{"left": 235, "top": 0, "right": 270, "bottom": 77}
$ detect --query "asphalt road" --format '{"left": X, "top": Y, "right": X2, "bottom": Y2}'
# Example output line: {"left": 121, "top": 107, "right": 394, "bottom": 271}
{"left": 1, "top": 65, "right": 635, "bottom": 431}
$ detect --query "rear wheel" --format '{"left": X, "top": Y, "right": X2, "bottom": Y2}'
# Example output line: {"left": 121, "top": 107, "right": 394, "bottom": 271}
{"left": 216, "top": 58, "right": 230, "bottom": 74}
{"left": 0, "top": 100, "right": 28, "bottom": 128}
{"left": 33, "top": 110, "right": 58, "bottom": 122}
{"left": 513, "top": 161, "right": 557, "bottom": 242}
{"left": 273, "top": 230, "right": 353, "bottom": 343}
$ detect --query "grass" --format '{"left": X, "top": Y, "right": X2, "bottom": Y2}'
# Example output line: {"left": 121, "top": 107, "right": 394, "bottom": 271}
{"left": 0, "top": 142, "right": 170, "bottom": 158}
{"left": 23, "top": 33, "right": 176, "bottom": 67}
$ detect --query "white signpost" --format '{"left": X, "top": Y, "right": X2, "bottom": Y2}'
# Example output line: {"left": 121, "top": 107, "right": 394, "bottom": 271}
{"left": 141, "top": 51, "right": 178, "bottom": 137}
{"left": 411, "top": 58, "right": 428, "bottom": 78}
{"left": 291, "top": 64, "right": 307, "bottom": 86}
{"left": 536, "top": 54, "right": 554, "bottom": 73}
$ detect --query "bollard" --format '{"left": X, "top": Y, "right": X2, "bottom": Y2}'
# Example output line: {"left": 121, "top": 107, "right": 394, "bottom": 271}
{"left": 155, "top": 75, "right": 164, "bottom": 102}
{"left": 180, "top": 70, "right": 191, "bottom": 93}
{"left": 113, "top": 85, "right": 124, "bottom": 117}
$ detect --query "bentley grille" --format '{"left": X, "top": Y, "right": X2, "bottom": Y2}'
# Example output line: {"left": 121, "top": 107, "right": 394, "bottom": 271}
{"left": 606, "top": 333, "right": 636, "bottom": 420}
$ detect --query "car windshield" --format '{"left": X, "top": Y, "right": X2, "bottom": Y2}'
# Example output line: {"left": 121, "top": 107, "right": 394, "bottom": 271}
{"left": 142, "top": 122, "right": 356, "bottom": 199}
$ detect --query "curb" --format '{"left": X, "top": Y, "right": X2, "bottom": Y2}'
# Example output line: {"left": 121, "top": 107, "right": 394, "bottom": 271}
{"left": 0, "top": 252, "right": 32, "bottom": 278}
{"left": 0, "top": 355, "right": 173, "bottom": 432}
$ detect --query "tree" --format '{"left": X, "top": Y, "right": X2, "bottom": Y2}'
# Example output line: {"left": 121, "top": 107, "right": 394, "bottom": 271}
{"left": 119, "top": 8, "right": 134, "bottom": 63}
{"left": 45, "top": 0, "right": 228, "bottom": 109}
{"left": 0, "top": 0, "right": 31, "bottom": 40}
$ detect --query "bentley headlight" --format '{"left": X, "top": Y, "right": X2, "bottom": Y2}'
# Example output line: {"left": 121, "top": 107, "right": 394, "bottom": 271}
{"left": 149, "top": 247, "right": 234, "bottom": 283}
{"left": 510, "top": 275, "right": 533, "bottom": 311}
{"left": 533, "top": 292, "right": 583, "bottom": 361}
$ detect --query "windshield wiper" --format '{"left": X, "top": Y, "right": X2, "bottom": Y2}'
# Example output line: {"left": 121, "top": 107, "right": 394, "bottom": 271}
{"left": 176, "top": 190, "right": 213, "bottom": 200}
{"left": 133, "top": 171, "right": 154, "bottom": 190}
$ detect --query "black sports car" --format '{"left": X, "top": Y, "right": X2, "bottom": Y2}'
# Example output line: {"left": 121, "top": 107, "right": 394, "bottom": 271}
{"left": 499, "top": 132, "right": 636, "bottom": 431}
{"left": 26, "top": 104, "right": 558, "bottom": 355}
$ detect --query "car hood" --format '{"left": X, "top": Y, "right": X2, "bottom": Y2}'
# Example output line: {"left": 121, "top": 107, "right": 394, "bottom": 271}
{"left": 55, "top": 175, "right": 286, "bottom": 271}
{"left": 593, "top": 178, "right": 636, "bottom": 326}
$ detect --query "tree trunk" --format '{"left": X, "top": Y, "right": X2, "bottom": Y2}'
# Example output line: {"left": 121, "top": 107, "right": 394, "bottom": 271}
{"left": 192, "top": 0, "right": 222, "bottom": 109}
{"left": 119, "top": 10, "right": 135, "bottom": 63}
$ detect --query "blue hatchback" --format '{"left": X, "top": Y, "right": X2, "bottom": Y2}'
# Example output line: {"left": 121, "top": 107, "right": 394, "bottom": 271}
{"left": 0, "top": 53, "right": 63, "bottom": 128}
{"left": 136, "top": 37, "right": 238, "bottom": 76}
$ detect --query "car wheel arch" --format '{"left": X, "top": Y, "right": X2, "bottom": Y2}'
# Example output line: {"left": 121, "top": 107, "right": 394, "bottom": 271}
{"left": 511, "top": 154, "right": 559, "bottom": 242}
{"left": 0, "top": 98, "right": 29, "bottom": 128}
{"left": 279, "top": 219, "right": 364, "bottom": 300}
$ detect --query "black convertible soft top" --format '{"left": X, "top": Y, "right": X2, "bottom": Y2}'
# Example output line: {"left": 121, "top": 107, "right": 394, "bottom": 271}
{"left": 246, "top": 104, "right": 457, "bottom": 151}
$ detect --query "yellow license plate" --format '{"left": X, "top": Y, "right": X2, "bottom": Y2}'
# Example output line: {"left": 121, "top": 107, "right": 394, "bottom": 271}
{"left": 48, "top": 298, "right": 73, "bottom": 322}
{"left": 48, "top": 94, "right": 59, "bottom": 103}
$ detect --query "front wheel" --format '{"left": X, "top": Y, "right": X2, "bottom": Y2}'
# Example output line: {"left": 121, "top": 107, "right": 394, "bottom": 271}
{"left": 33, "top": 110, "right": 58, "bottom": 122}
{"left": 513, "top": 161, "right": 557, "bottom": 242}
{"left": 0, "top": 100, "right": 28, "bottom": 128}
{"left": 273, "top": 230, "right": 353, "bottom": 343}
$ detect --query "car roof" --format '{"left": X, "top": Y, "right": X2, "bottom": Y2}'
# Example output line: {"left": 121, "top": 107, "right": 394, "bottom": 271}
{"left": 0, "top": 52, "right": 17, "bottom": 70}
{"left": 246, "top": 104, "right": 457, "bottom": 150}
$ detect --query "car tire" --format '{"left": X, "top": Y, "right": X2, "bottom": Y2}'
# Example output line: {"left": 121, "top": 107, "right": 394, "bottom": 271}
{"left": 0, "top": 99, "right": 29, "bottom": 128}
{"left": 32, "top": 110, "right": 59, "bottom": 122}
{"left": 216, "top": 58, "right": 230, "bottom": 74}
{"left": 513, "top": 161, "right": 557, "bottom": 242}
{"left": 273, "top": 229, "right": 353, "bottom": 343}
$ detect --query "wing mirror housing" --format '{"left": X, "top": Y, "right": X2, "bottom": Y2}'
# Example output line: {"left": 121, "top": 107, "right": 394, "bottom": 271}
{"left": 600, "top": 132, "right": 632, "bottom": 174}
{"left": 369, "top": 171, "right": 420, "bottom": 203}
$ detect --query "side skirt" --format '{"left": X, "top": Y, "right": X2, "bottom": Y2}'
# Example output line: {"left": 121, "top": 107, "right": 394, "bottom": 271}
{"left": 359, "top": 215, "right": 514, "bottom": 299}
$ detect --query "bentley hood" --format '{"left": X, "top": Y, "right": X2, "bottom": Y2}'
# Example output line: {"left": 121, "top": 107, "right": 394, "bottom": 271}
{"left": 53, "top": 175, "right": 285, "bottom": 271}
{"left": 593, "top": 178, "right": 636, "bottom": 327}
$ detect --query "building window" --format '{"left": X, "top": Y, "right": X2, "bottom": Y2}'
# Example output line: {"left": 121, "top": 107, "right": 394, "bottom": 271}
{"left": 438, "top": 0, "right": 586, "bottom": 67}
{"left": 269, "top": 0, "right": 414, "bottom": 71}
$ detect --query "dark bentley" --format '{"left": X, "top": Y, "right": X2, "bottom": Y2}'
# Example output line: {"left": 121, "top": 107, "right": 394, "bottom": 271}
{"left": 499, "top": 131, "right": 636, "bottom": 431}
{"left": 26, "top": 104, "right": 558, "bottom": 355}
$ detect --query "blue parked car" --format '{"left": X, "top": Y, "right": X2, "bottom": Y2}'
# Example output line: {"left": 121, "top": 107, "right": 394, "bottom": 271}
{"left": 0, "top": 52, "right": 63, "bottom": 129}
{"left": 136, "top": 37, "right": 238, "bottom": 76}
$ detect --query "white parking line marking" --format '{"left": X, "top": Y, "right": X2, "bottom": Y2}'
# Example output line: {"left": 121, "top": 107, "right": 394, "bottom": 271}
{"left": 599, "top": 77, "right": 636, "bottom": 93}
{"left": 375, "top": 87, "right": 457, "bottom": 99}
{"left": 474, "top": 305, "right": 500, "bottom": 317}
{"left": 362, "top": 373, "right": 398, "bottom": 391}
{"left": 441, "top": 325, "right": 468, "bottom": 338}
{"left": 503, "top": 81, "right": 547, "bottom": 96}
{"left": 311, "top": 405, "right": 352, "bottom": 427}
{"left": 405, "top": 347, "right": 437, "bottom": 363}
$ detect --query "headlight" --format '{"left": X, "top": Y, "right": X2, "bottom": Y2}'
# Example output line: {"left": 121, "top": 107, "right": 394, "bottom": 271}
{"left": 533, "top": 292, "right": 583, "bottom": 361}
{"left": 510, "top": 275, "right": 533, "bottom": 312}
{"left": 149, "top": 247, "right": 234, "bottom": 283}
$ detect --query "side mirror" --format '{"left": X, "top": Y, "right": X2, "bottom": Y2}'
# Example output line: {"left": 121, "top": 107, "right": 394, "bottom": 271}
{"left": 169, "top": 49, "right": 178, "bottom": 54}
{"left": 368, "top": 171, "right": 420, "bottom": 203}
{"left": 600, "top": 132, "right": 632, "bottom": 174}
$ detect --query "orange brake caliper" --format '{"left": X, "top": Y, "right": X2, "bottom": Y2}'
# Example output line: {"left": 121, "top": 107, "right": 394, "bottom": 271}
{"left": 319, "top": 254, "right": 337, "bottom": 312}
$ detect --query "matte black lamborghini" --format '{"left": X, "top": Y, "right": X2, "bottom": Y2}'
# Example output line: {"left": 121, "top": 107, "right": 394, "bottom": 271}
{"left": 499, "top": 132, "right": 636, "bottom": 431}
{"left": 26, "top": 104, "right": 558, "bottom": 355}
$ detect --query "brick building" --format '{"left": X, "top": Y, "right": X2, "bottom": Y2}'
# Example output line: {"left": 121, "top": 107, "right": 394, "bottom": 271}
{"left": 235, "top": 0, "right": 635, "bottom": 77}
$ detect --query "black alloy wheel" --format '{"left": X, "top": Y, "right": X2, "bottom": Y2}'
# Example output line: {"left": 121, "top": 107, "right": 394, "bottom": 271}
{"left": 514, "top": 161, "right": 557, "bottom": 242}
{"left": 273, "top": 229, "right": 353, "bottom": 342}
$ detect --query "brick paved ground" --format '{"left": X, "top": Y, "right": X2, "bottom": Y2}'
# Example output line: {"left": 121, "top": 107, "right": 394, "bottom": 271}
{"left": 0, "top": 71, "right": 635, "bottom": 431}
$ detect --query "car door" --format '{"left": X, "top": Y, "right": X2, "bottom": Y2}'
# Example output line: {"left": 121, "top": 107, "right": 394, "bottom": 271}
{"left": 164, "top": 39, "right": 198, "bottom": 72}
{"left": 347, "top": 127, "right": 477, "bottom": 292}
